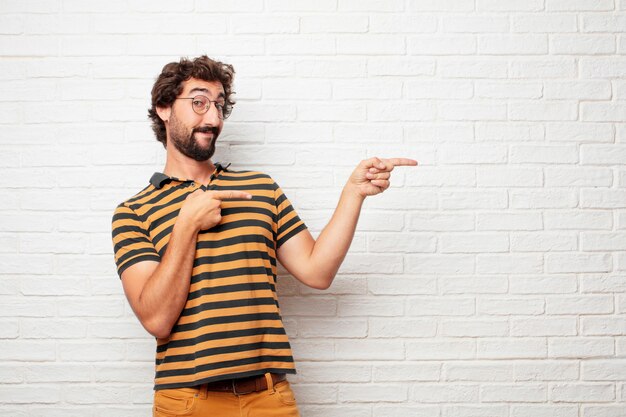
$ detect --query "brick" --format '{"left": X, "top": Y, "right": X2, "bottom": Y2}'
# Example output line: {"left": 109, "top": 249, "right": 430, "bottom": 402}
{"left": 582, "top": 360, "right": 626, "bottom": 381}
{"left": 546, "top": 167, "right": 612, "bottom": 187}
{"left": 544, "top": 210, "right": 612, "bottom": 230}
{"left": 0, "top": 36, "right": 58, "bottom": 56}
{"left": 298, "top": 103, "right": 365, "bottom": 122}
{"left": 196, "top": 0, "right": 263, "bottom": 12}
{"left": 439, "top": 57, "right": 509, "bottom": 78}
{"left": 440, "top": 233, "right": 509, "bottom": 253}
{"left": 511, "top": 318, "right": 578, "bottom": 336}
{"left": 370, "top": 15, "right": 437, "bottom": 33}
{"left": 476, "top": 212, "right": 542, "bottom": 231}
{"left": 375, "top": 405, "right": 439, "bottom": 417}
{"left": 0, "top": 386, "right": 61, "bottom": 404}
{"left": 511, "top": 189, "right": 579, "bottom": 209}
{"left": 583, "top": 406, "right": 626, "bottom": 417}
{"left": 21, "top": 318, "right": 87, "bottom": 339}
{"left": 511, "top": 144, "right": 578, "bottom": 163}
{"left": 266, "top": 0, "right": 337, "bottom": 11}
{"left": 340, "top": 384, "right": 408, "bottom": 402}
{"left": 515, "top": 361, "right": 579, "bottom": 381}
{"left": 582, "top": 317, "right": 626, "bottom": 336}
{"left": 338, "top": 35, "right": 406, "bottom": 55}
{"left": 581, "top": 274, "right": 626, "bottom": 293}
{"left": 0, "top": 341, "right": 55, "bottom": 361}
{"left": 549, "top": 338, "right": 614, "bottom": 358}
{"left": 551, "top": 383, "right": 615, "bottom": 402}
{"left": 411, "top": 384, "right": 479, "bottom": 403}
{"left": 263, "top": 79, "right": 331, "bottom": 100}
{"left": 480, "top": 35, "right": 548, "bottom": 55}
{"left": 301, "top": 14, "right": 368, "bottom": 33}
{"left": 405, "top": 80, "right": 473, "bottom": 99}
{"left": 477, "top": 167, "right": 542, "bottom": 187}
{"left": 409, "top": 212, "right": 474, "bottom": 231}
{"left": 513, "top": 14, "right": 578, "bottom": 33}
{"left": 374, "top": 362, "right": 440, "bottom": 382}
{"left": 582, "top": 14, "right": 626, "bottom": 32}
{"left": 297, "top": 58, "right": 366, "bottom": 78}
{"left": 546, "top": 0, "right": 615, "bottom": 11}
{"left": 443, "top": 15, "right": 509, "bottom": 33}
{"left": 581, "top": 189, "right": 626, "bottom": 208}
{"left": 580, "top": 58, "right": 626, "bottom": 78}
{"left": 481, "top": 253, "right": 543, "bottom": 275}
{"left": 476, "top": 122, "right": 544, "bottom": 142}
{"left": 547, "top": 253, "right": 612, "bottom": 273}
{"left": 444, "top": 362, "right": 514, "bottom": 382}
{"left": 368, "top": 318, "right": 437, "bottom": 338}
{"left": 298, "top": 319, "right": 367, "bottom": 338}
{"left": 477, "top": 0, "right": 543, "bottom": 11}
{"left": 478, "top": 297, "right": 545, "bottom": 315}
{"left": 232, "top": 15, "right": 298, "bottom": 34}
{"left": 368, "top": 276, "right": 437, "bottom": 295}
{"left": 335, "top": 340, "right": 405, "bottom": 360}
{"left": 368, "top": 101, "right": 436, "bottom": 122}
{"left": 481, "top": 384, "right": 546, "bottom": 402}
{"left": 334, "top": 79, "right": 402, "bottom": 99}
{"left": 582, "top": 232, "right": 626, "bottom": 251}
{"left": 338, "top": 0, "right": 404, "bottom": 11}
{"left": 445, "top": 405, "right": 512, "bottom": 417}
{"left": 266, "top": 123, "right": 333, "bottom": 144}
{"left": 510, "top": 275, "right": 578, "bottom": 294}
{"left": 339, "top": 298, "right": 404, "bottom": 317}
{"left": 441, "top": 319, "right": 509, "bottom": 337}
{"left": 408, "top": 35, "right": 477, "bottom": 55}
{"left": 406, "top": 254, "right": 474, "bottom": 274}
{"left": 441, "top": 276, "right": 508, "bottom": 294}
{"left": 341, "top": 254, "right": 403, "bottom": 274}
{"left": 545, "top": 81, "right": 612, "bottom": 100}
{"left": 551, "top": 35, "right": 616, "bottom": 55}
{"left": 511, "top": 233, "right": 578, "bottom": 252}
{"left": 407, "top": 297, "right": 475, "bottom": 316}
{"left": 478, "top": 338, "right": 547, "bottom": 359}
{"left": 279, "top": 297, "right": 337, "bottom": 317}
{"left": 476, "top": 81, "right": 543, "bottom": 99}
{"left": 292, "top": 362, "right": 370, "bottom": 383}
{"left": 408, "top": 0, "right": 475, "bottom": 12}
{"left": 407, "top": 339, "right": 476, "bottom": 360}
{"left": 548, "top": 122, "right": 614, "bottom": 143}
{"left": 582, "top": 103, "right": 626, "bottom": 122}
{"left": 510, "top": 58, "right": 578, "bottom": 78}
{"left": 368, "top": 57, "right": 434, "bottom": 76}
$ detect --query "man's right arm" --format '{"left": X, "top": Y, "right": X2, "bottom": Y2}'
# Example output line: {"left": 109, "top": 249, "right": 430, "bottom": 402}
{"left": 119, "top": 189, "right": 252, "bottom": 339}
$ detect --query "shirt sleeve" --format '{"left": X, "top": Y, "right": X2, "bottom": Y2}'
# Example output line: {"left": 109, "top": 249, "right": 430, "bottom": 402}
{"left": 111, "top": 203, "right": 161, "bottom": 278}
{"left": 273, "top": 181, "right": 307, "bottom": 249}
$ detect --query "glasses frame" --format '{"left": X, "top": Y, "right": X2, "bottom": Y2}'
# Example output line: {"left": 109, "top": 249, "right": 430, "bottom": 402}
{"left": 175, "top": 95, "right": 229, "bottom": 119}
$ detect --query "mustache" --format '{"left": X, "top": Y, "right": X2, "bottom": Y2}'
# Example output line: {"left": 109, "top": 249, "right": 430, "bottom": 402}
{"left": 193, "top": 126, "right": 219, "bottom": 135}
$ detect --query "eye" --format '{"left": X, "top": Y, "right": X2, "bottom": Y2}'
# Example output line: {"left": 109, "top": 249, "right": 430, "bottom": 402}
{"left": 215, "top": 102, "right": 225, "bottom": 111}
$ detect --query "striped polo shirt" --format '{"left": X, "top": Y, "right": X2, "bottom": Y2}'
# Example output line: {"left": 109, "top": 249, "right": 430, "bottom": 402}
{"left": 111, "top": 163, "right": 307, "bottom": 390}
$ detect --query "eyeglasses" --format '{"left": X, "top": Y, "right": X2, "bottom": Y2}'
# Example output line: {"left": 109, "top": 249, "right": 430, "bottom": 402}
{"left": 175, "top": 95, "right": 230, "bottom": 119}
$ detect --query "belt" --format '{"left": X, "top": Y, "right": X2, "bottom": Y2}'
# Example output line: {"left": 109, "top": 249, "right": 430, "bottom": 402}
{"left": 201, "top": 373, "right": 286, "bottom": 395}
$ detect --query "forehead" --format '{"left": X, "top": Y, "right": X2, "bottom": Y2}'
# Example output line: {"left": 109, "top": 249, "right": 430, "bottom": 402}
{"left": 181, "top": 78, "right": 224, "bottom": 97}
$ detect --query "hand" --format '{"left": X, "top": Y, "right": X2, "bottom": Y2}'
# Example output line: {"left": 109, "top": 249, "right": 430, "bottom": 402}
{"left": 179, "top": 189, "right": 252, "bottom": 232}
{"left": 348, "top": 157, "right": 418, "bottom": 198}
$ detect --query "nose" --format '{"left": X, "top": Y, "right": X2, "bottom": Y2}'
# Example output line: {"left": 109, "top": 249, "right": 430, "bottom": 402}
{"left": 202, "top": 102, "right": 221, "bottom": 125}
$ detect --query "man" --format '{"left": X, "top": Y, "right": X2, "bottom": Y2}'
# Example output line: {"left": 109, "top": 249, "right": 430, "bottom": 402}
{"left": 111, "top": 55, "right": 417, "bottom": 417}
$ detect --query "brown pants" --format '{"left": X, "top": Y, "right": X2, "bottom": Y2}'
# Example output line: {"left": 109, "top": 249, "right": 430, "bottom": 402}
{"left": 153, "top": 373, "right": 301, "bottom": 417}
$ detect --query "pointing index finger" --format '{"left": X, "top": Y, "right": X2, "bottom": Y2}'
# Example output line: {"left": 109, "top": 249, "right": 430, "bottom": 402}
{"left": 209, "top": 190, "right": 253, "bottom": 200}
{"left": 386, "top": 158, "right": 418, "bottom": 167}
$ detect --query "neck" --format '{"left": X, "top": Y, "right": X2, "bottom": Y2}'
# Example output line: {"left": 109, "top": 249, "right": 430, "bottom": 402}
{"left": 163, "top": 148, "right": 216, "bottom": 185}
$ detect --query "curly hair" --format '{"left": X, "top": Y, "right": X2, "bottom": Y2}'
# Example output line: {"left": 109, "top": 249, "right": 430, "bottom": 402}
{"left": 148, "top": 55, "right": 236, "bottom": 147}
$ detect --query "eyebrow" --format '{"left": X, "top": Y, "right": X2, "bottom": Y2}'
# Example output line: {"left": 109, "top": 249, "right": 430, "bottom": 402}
{"left": 188, "top": 87, "right": 225, "bottom": 98}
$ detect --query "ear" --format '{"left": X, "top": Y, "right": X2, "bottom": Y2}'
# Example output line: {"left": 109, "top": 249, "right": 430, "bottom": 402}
{"left": 156, "top": 106, "right": 171, "bottom": 123}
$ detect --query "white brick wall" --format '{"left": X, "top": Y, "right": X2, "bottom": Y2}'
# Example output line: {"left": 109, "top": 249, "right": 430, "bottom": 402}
{"left": 0, "top": 0, "right": 625, "bottom": 415}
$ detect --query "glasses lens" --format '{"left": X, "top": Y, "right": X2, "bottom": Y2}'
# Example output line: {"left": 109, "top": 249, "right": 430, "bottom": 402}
{"left": 191, "top": 96, "right": 209, "bottom": 114}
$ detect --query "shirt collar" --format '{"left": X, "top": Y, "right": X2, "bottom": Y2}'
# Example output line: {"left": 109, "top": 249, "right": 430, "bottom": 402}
{"left": 149, "top": 162, "right": 230, "bottom": 189}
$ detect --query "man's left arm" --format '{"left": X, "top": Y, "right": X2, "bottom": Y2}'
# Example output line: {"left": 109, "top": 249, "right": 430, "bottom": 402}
{"left": 277, "top": 157, "right": 418, "bottom": 290}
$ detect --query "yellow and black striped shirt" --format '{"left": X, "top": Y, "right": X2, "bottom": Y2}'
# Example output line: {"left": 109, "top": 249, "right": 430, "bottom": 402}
{"left": 111, "top": 163, "right": 307, "bottom": 390}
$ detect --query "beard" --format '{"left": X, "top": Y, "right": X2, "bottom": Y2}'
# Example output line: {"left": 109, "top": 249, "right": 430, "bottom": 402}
{"left": 168, "top": 113, "right": 219, "bottom": 162}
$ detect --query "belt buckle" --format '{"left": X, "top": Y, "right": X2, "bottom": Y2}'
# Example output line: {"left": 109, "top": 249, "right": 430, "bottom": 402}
{"left": 232, "top": 378, "right": 255, "bottom": 395}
